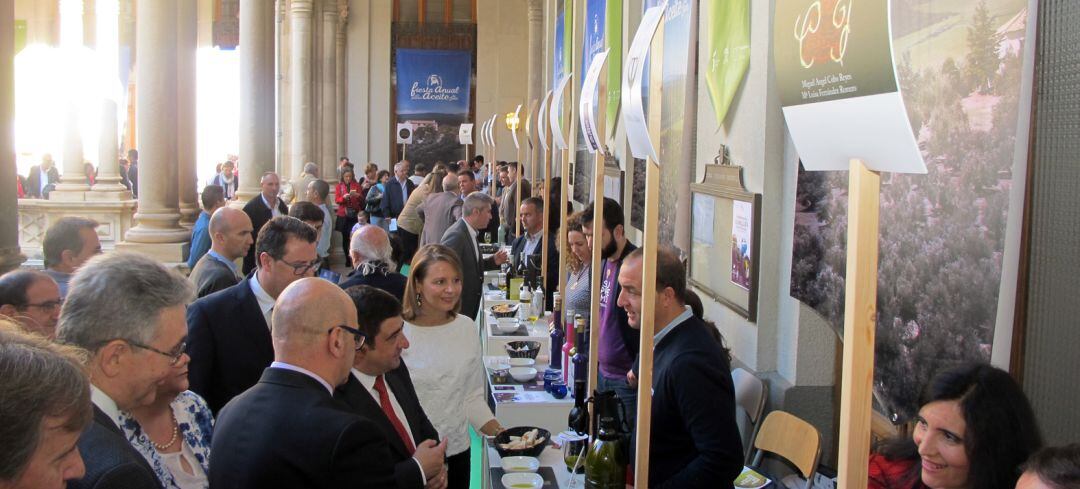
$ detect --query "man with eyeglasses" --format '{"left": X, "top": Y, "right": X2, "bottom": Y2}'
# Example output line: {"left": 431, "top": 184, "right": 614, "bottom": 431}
{"left": 0, "top": 269, "right": 63, "bottom": 338}
{"left": 56, "top": 251, "right": 194, "bottom": 489}
{"left": 210, "top": 278, "right": 398, "bottom": 488}
{"left": 187, "top": 215, "right": 320, "bottom": 414}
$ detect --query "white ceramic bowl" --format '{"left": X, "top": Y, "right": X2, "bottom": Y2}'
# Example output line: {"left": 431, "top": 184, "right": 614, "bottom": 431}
{"left": 508, "top": 366, "right": 537, "bottom": 383}
{"left": 501, "top": 472, "right": 543, "bottom": 489}
{"left": 500, "top": 455, "right": 540, "bottom": 473}
{"left": 508, "top": 357, "right": 535, "bottom": 368}
{"left": 496, "top": 317, "right": 520, "bottom": 334}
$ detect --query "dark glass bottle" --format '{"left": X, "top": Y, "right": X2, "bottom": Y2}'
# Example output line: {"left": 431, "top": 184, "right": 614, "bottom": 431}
{"left": 549, "top": 292, "right": 564, "bottom": 370}
{"left": 572, "top": 315, "right": 588, "bottom": 388}
{"left": 584, "top": 416, "right": 627, "bottom": 489}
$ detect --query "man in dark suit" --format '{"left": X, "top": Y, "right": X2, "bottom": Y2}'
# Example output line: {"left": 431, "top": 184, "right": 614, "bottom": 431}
{"left": 498, "top": 162, "right": 531, "bottom": 242}
{"left": 241, "top": 172, "right": 290, "bottom": 275}
{"left": 418, "top": 173, "right": 463, "bottom": 248}
{"left": 440, "top": 192, "right": 508, "bottom": 320}
{"left": 56, "top": 252, "right": 194, "bottom": 489}
{"left": 188, "top": 207, "right": 254, "bottom": 298}
{"left": 618, "top": 247, "right": 743, "bottom": 488}
{"left": 381, "top": 161, "right": 417, "bottom": 223}
{"left": 209, "top": 278, "right": 398, "bottom": 489}
{"left": 509, "top": 197, "right": 559, "bottom": 310}
{"left": 25, "top": 153, "right": 60, "bottom": 199}
{"left": 0, "top": 326, "right": 92, "bottom": 488}
{"left": 187, "top": 216, "right": 318, "bottom": 414}
{"left": 340, "top": 224, "right": 408, "bottom": 302}
{"left": 337, "top": 286, "right": 448, "bottom": 489}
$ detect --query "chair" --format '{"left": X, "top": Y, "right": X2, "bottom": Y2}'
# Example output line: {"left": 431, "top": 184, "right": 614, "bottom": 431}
{"left": 750, "top": 411, "right": 821, "bottom": 489}
{"left": 731, "top": 367, "right": 767, "bottom": 464}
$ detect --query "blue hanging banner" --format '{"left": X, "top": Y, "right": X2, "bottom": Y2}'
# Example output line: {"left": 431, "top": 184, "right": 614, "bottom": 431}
{"left": 394, "top": 49, "right": 473, "bottom": 166}
{"left": 395, "top": 49, "right": 472, "bottom": 119}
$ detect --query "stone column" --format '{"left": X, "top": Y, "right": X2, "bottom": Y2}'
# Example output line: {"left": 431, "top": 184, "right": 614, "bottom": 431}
{"left": 52, "top": 0, "right": 90, "bottom": 198}
{"left": 235, "top": 0, "right": 276, "bottom": 203}
{"left": 290, "top": 0, "right": 313, "bottom": 182}
{"left": 0, "top": 0, "right": 25, "bottom": 274}
{"left": 526, "top": 0, "right": 544, "bottom": 181}
{"left": 336, "top": 1, "right": 347, "bottom": 160}
{"left": 119, "top": 0, "right": 189, "bottom": 260}
{"left": 177, "top": 0, "right": 199, "bottom": 225}
{"left": 88, "top": 0, "right": 131, "bottom": 199}
{"left": 320, "top": 3, "right": 337, "bottom": 180}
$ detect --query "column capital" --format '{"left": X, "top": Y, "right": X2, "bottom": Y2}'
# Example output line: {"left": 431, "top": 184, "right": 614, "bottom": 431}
{"left": 290, "top": 0, "right": 313, "bottom": 15}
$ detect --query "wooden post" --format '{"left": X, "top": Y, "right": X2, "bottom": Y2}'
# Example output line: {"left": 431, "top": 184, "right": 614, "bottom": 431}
{"left": 837, "top": 158, "right": 881, "bottom": 488}
{"left": 540, "top": 97, "right": 553, "bottom": 285}
{"left": 633, "top": 15, "right": 665, "bottom": 488}
{"left": 515, "top": 125, "right": 524, "bottom": 239}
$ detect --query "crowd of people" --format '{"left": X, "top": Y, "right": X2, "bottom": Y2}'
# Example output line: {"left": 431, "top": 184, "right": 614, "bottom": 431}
{"left": 2, "top": 155, "right": 1078, "bottom": 489}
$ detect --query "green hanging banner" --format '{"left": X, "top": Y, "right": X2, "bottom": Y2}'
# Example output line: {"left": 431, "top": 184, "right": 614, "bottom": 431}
{"left": 704, "top": 0, "right": 750, "bottom": 126}
{"left": 605, "top": 0, "right": 623, "bottom": 137}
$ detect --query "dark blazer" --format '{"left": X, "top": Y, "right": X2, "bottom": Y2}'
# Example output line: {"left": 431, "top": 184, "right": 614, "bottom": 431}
{"left": 188, "top": 253, "right": 240, "bottom": 298}
{"left": 441, "top": 219, "right": 499, "bottom": 320}
{"left": 186, "top": 277, "right": 274, "bottom": 414}
{"left": 210, "top": 368, "right": 397, "bottom": 489}
{"left": 381, "top": 178, "right": 416, "bottom": 219}
{"left": 25, "top": 164, "right": 60, "bottom": 198}
{"left": 339, "top": 268, "right": 408, "bottom": 303}
{"left": 509, "top": 231, "right": 559, "bottom": 311}
{"left": 336, "top": 366, "right": 440, "bottom": 489}
{"left": 634, "top": 315, "right": 743, "bottom": 489}
{"left": 418, "top": 191, "right": 463, "bottom": 247}
{"left": 241, "top": 194, "right": 289, "bottom": 275}
{"left": 127, "top": 163, "right": 139, "bottom": 197}
{"left": 68, "top": 406, "right": 162, "bottom": 489}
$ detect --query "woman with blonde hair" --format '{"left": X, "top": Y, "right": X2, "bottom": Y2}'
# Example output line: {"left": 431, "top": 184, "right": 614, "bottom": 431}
{"left": 400, "top": 244, "right": 503, "bottom": 489}
{"left": 396, "top": 170, "right": 446, "bottom": 265}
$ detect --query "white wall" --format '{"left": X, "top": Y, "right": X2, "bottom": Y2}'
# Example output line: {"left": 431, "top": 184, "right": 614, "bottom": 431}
{"left": 345, "top": 0, "right": 391, "bottom": 169}
{"left": 476, "top": 0, "right": 531, "bottom": 163}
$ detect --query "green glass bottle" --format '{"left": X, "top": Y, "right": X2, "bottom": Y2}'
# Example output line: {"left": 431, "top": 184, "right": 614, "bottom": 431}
{"left": 583, "top": 416, "right": 626, "bottom": 489}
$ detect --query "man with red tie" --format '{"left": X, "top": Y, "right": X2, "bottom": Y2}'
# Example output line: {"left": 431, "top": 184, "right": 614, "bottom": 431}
{"left": 336, "top": 285, "right": 448, "bottom": 489}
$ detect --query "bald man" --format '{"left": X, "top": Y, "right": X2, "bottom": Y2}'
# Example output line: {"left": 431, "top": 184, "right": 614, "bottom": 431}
{"left": 210, "top": 278, "right": 397, "bottom": 488}
{"left": 188, "top": 207, "right": 255, "bottom": 298}
{"left": 242, "top": 172, "right": 290, "bottom": 274}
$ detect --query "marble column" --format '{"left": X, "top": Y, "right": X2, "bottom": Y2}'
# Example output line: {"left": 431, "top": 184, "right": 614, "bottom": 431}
{"left": 177, "top": 0, "right": 199, "bottom": 225}
{"left": 526, "top": 0, "right": 544, "bottom": 180}
{"left": 291, "top": 0, "right": 313, "bottom": 183}
{"left": 88, "top": 0, "right": 131, "bottom": 199}
{"left": 336, "top": 0, "right": 347, "bottom": 161}
{"left": 235, "top": 0, "right": 276, "bottom": 203}
{"left": 0, "top": 0, "right": 25, "bottom": 274}
{"left": 320, "top": 3, "right": 337, "bottom": 180}
{"left": 119, "top": 0, "right": 189, "bottom": 260}
{"left": 53, "top": 0, "right": 90, "bottom": 198}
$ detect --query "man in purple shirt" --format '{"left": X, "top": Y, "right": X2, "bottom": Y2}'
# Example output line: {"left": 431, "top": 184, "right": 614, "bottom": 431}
{"left": 581, "top": 197, "right": 639, "bottom": 429}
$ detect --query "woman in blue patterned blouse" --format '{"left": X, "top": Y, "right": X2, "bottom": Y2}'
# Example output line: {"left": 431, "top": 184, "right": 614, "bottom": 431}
{"left": 121, "top": 346, "right": 214, "bottom": 489}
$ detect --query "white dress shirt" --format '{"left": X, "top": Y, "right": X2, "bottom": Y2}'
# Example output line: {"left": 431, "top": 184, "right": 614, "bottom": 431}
{"left": 90, "top": 385, "right": 124, "bottom": 430}
{"left": 39, "top": 167, "right": 49, "bottom": 195}
{"left": 262, "top": 194, "right": 282, "bottom": 218}
{"left": 249, "top": 274, "right": 276, "bottom": 330}
{"left": 269, "top": 361, "right": 335, "bottom": 395}
{"left": 350, "top": 369, "right": 428, "bottom": 486}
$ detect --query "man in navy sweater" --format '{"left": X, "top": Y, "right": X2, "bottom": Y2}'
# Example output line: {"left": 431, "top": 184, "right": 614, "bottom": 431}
{"left": 617, "top": 246, "right": 743, "bottom": 488}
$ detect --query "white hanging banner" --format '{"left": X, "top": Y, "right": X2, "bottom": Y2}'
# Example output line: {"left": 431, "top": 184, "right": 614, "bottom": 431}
{"left": 511, "top": 104, "right": 523, "bottom": 150}
{"left": 488, "top": 113, "right": 498, "bottom": 146}
{"left": 579, "top": 49, "right": 610, "bottom": 154}
{"left": 622, "top": 4, "right": 665, "bottom": 162}
{"left": 549, "top": 74, "right": 573, "bottom": 150}
{"left": 483, "top": 119, "right": 492, "bottom": 146}
{"left": 396, "top": 122, "right": 414, "bottom": 144}
{"left": 458, "top": 123, "right": 474, "bottom": 145}
{"left": 538, "top": 90, "right": 552, "bottom": 151}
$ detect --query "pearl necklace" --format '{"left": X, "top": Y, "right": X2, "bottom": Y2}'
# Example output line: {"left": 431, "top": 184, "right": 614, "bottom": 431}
{"left": 153, "top": 419, "right": 179, "bottom": 451}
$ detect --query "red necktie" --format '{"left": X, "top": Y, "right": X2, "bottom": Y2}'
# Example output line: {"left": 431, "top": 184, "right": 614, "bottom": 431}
{"left": 373, "top": 375, "right": 416, "bottom": 453}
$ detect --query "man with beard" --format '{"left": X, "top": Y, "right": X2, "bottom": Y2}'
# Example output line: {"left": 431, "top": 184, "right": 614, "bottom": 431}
{"left": 580, "top": 197, "right": 639, "bottom": 428}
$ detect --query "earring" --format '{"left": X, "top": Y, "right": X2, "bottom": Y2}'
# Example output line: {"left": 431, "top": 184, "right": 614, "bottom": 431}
{"left": 416, "top": 293, "right": 423, "bottom": 308}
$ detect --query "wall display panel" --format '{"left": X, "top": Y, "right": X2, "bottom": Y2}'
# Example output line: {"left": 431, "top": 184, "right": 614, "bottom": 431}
{"left": 788, "top": 0, "right": 1033, "bottom": 422}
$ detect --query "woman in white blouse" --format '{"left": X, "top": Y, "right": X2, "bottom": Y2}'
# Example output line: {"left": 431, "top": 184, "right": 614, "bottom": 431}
{"left": 401, "top": 244, "right": 504, "bottom": 489}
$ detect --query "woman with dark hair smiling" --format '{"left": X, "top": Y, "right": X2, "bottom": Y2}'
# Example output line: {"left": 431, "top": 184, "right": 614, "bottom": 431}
{"left": 869, "top": 362, "right": 1043, "bottom": 489}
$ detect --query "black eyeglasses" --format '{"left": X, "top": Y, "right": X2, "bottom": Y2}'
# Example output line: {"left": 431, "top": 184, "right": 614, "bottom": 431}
{"left": 23, "top": 299, "right": 63, "bottom": 313}
{"left": 278, "top": 257, "right": 322, "bottom": 276}
{"left": 127, "top": 340, "right": 188, "bottom": 366}
{"left": 329, "top": 325, "right": 366, "bottom": 351}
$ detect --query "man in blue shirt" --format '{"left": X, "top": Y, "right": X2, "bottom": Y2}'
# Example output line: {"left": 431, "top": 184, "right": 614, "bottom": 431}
{"left": 187, "top": 185, "right": 226, "bottom": 270}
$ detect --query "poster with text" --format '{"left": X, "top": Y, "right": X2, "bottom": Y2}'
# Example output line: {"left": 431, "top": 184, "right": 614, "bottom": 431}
{"left": 789, "top": 1, "right": 1031, "bottom": 422}
{"left": 395, "top": 49, "right": 472, "bottom": 168}
{"left": 574, "top": 0, "right": 608, "bottom": 204}
{"left": 731, "top": 200, "right": 752, "bottom": 290}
